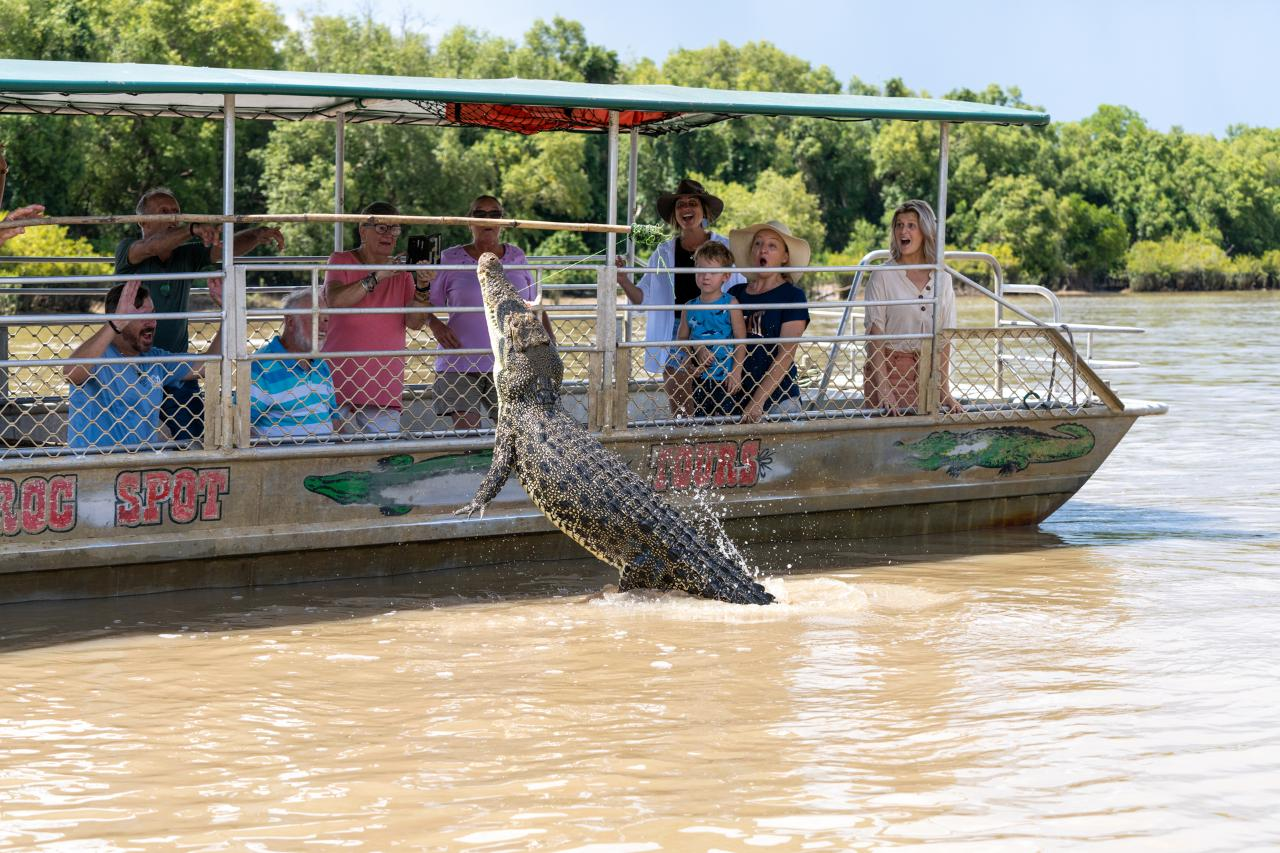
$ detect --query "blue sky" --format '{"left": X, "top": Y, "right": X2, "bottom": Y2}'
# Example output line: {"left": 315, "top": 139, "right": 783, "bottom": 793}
{"left": 275, "top": 0, "right": 1278, "bottom": 135}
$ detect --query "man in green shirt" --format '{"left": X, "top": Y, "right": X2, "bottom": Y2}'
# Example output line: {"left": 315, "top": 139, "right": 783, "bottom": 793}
{"left": 115, "top": 186, "right": 285, "bottom": 442}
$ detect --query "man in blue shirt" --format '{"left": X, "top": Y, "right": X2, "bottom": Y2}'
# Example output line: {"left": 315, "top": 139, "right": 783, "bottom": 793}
{"left": 64, "top": 280, "right": 223, "bottom": 451}
{"left": 250, "top": 288, "right": 337, "bottom": 441}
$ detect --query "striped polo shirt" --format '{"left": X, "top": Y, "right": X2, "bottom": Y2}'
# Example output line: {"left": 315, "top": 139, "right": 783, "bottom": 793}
{"left": 250, "top": 336, "right": 336, "bottom": 439}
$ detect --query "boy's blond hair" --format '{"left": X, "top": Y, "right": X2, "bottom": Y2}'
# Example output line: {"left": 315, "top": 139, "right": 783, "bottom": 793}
{"left": 692, "top": 241, "right": 735, "bottom": 268}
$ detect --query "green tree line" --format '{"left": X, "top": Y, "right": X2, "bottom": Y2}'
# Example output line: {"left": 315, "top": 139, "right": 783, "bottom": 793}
{"left": 1, "top": 0, "right": 1277, "bottom": 291}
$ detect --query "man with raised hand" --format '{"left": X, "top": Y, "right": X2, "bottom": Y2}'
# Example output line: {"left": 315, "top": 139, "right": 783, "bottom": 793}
{"left": 64, "top": 280, "right": 222, "bottom": 451}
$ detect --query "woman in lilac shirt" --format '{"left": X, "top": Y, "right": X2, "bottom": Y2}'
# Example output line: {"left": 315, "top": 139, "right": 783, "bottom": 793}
{"left": 427, "top": 195, "right": 550, "bottom": 429}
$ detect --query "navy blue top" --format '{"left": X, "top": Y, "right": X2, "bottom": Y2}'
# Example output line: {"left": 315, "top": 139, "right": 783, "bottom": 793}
{"left": 729, "top": 280, "right": 810, "bottom": 406}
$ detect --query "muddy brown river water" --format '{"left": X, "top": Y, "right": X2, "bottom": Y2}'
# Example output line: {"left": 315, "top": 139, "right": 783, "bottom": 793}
{"left": 2, "top": 292, "right": 1278, "bottom": 850}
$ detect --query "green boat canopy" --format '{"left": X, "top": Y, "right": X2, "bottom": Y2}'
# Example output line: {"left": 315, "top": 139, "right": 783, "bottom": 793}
{"left": 0, "top": 59, "right": 1049, "bottom": 134}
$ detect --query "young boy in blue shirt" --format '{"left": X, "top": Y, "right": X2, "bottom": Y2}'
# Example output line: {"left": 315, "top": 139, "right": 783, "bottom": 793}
{"left": 676, "top": 241, "right": 746, "bottom": 419}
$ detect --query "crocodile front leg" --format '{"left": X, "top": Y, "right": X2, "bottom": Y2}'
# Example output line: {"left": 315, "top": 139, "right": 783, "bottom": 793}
{"left": 455, "top": 415, "right": 517, "bottom": 517}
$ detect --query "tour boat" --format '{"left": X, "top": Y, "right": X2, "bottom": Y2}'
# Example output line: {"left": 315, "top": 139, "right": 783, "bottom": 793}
{"left": 0, "top": 60, "right": 1164, "bottom": 603}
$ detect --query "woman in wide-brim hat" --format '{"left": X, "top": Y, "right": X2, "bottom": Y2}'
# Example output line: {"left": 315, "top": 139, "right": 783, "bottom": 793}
{"left": 618, "top": 179, "right": 744, "bottom": 418}
{"left": 726, "top": 221, "right": 811, "bottom": 424}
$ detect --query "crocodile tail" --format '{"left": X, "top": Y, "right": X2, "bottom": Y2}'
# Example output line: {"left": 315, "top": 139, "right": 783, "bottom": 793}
{"left": 676, "top": 542, "right": 775, "bottom": 605}
{"left": 704, "top": 565, "right": 775, "bottom": 605}
{"left": 1054, "top": 423, "right": 1096, "bottom": 449}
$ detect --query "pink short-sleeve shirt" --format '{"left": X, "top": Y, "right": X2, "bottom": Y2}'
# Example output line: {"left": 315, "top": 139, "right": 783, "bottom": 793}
{"left": 322, "top": 250, "right": 414, "bottom": 409}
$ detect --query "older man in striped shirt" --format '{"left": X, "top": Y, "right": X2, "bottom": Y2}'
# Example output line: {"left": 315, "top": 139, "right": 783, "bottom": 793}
{"left": 250, "top": 289, "right": 337, "bottom": 441}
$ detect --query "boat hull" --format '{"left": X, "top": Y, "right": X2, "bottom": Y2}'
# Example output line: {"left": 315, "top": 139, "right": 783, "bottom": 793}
{"left": 0, "top": 405, "right": 1158, "bottom": 604}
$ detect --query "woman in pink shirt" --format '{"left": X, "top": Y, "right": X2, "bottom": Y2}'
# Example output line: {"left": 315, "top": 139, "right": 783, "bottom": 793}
{"left": 427, "top": 195, "right": 549, "bottom": 429}
{"left": 323, "top": 201, "right": 432, "bottom": 436}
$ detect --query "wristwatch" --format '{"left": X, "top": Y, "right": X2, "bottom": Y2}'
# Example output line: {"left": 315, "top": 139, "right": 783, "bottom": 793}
{"left": 360, "top": 273, "right": 379, "bottom": 293}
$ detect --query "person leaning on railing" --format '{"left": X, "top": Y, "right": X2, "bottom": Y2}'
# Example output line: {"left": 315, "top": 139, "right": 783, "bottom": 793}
{"left": 250, "top": 288, "right": 337, "bottom": 441}
{"left": 615, "top": 179, "right": 744, "bottom": 419}
{"left": 63, "top": 280, "right": 223, "bottom": 451}
{"left": 322, "top": 200, "right": 431, "bottom": 437}
{"left": 727, "top": 221, "right": 811, "bottom": 424}
{"left": 115, "top": 187, "right": 285, "bottom": 443}
{"left": 863, "top": 199, "right": 959, "bottom": 415}
{"left": 423, "top": 194, "right": 551, "bottom": 430}
{"left": 675, "top": 241, "right": 746, "bottom": 419}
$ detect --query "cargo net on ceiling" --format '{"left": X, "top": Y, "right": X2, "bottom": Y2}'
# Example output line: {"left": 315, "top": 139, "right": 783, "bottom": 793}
{"left": 414, "top": 101, "right": 703, "bottom": 135}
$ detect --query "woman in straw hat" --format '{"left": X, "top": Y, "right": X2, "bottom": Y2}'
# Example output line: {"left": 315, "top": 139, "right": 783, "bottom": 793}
{"left": 618, "top": 179, "right": 743, "bottom": 418}
{"left": 863, "top": 199, "right": 959, "bottom": 415}
{"left": 727, "top": 221, "right": 811, "bottom": 423}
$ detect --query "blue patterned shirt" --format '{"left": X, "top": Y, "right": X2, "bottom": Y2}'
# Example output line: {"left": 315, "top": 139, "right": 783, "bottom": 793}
{"left": 68, "top": 344, "right": 199, "bottom": 450}
{"left": 685, "top": 293, "right": 736, "bottom": 381}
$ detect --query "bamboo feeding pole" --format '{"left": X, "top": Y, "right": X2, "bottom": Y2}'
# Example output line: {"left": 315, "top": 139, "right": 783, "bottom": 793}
{"left": 0, "top": 212, "right": 633, "bottom": 234}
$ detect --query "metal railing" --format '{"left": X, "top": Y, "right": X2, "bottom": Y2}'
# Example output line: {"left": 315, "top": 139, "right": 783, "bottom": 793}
{"left": 0, "top": 252, "right": 1134, "bottom": 463}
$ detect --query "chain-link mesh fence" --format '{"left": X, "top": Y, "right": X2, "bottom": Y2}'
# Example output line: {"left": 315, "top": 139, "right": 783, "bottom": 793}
{"left": 0, "top": 263, "right": 1121, "bottom": 459}
{"left": 621, "top": 325, "right": 1117, "bottom": 427}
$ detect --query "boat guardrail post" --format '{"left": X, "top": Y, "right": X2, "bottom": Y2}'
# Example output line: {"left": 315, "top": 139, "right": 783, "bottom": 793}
{"left": 232, "top": 265, "right": 253, "bottom": 447}
{"left": 220, "top": 93, "right": 241, "bottom": 450}
{"left": 598, "top": 110, "right": 621, "bottom": 432}
{"left": 0, "top": 320, "right": 8, "bottom": 402}
{"left": 334, "top": 114, "right": 346, "bottom": 252}
{"left": 623, "top": 127, "right": 639, "bottom": 350}
{"left": 310, "top": 267, "right": 321, "bottom": 365}
{"left": 922, "top": 120, "right": 950, "bottom": 416}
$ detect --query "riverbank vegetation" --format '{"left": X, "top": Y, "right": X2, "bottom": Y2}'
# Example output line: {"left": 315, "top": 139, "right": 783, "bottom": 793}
{"left": 1, "top": 2, "right": 1276, "bottom": 291}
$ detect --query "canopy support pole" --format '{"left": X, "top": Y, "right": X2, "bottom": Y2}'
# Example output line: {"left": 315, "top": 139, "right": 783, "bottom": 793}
{"left": 625, "top": 127, "right": 638, "bottom": 267}
{"left": 920, "top": 121, "right": 950, "bottom": 416}
{"left": 624, "top": 127, "right": 639, "bottom": 347}
{"left": 598, "top": 111, "right": 620, "bottom": 432}
{"left": 219, "top": 94, "right": 241, "bottom": 450}
{"left": 334, "top": 114, "right": 346, "bottom": 252}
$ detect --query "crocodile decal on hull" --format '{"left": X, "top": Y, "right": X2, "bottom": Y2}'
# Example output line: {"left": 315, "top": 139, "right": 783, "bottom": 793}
{"left": 304, "top": 451, "right": 494, "bottom": 516}
{"left": 456, "top": 254, "right": 773, "bottom": 605}
{"left": 897, "top": 423, "right": 1095, "bottom": 477}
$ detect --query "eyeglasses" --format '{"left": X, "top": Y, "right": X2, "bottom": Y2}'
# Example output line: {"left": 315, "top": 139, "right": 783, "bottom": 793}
{"left": 363, "top": 223, "right": 402, "bottom": 236}
{"left": 469, "top": 210, "right": 504, "bottom": 219}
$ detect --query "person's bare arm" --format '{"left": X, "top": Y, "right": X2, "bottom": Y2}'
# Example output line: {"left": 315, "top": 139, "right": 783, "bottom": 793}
{"left": 180, "top": 325, "right": 225, "bottom": 382}
{"left": 742, "top": 319, "right": 807, "bottom": 423}
{"left": 0, "top": 203, "right": 45, "bottom": 246}
{"left": 538, "top": 308, "right": 556, "bottom": 346}
{"left": 866, "top": 330, "right": 887, "bottom": 409}
{"left": 125, "top": 223, "right": 210, "bottom": 266}
{"left": 727, "top": 301, "right": 746, "bottom": 394}
{"left": 232, "top": 226, "right": 285, "bottom": 256}
{"left": 938, "top": 340, "right": 959, "bottom": 412}
{"left": 615, "top": 256, "right": 645, "bottom": 305}
{"left": 325, "top": 268, "right": 380, "bottom": 308}
{"left": 65, "top": 280, "right": 145, "bottom": 385}
{"left": 406, "top": 298, "right": 429, "bottom": 331}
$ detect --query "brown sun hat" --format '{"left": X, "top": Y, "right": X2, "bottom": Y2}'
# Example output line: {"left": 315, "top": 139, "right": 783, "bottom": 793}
{"left": 655, "top": 178, "right": 725, "bottom": 224}
{"left": 728, "top": 221, "right": 812, "bottom": 276}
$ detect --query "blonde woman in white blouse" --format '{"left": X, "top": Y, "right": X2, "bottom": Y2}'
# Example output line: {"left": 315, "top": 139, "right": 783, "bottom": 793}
{"left": 863, "top": 200, "right": 960, "bottom": 414}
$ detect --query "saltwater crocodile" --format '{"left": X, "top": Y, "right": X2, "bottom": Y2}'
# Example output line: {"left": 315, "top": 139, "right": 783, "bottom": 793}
{"left": 305, "top": 451, "right": 493, "bottom": 515}
{"left": 897, "top": 423, "right": 1095, "bottom": 477}
{"left": 456, "top": 253, "right": 774, "bottom": 605}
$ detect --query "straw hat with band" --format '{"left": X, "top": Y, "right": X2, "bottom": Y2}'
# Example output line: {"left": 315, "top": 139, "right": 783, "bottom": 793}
{"left": 729, "top": 221, "right": 811, "bottom": 279}
{"left": 655, "top": 179, "right": 725, "bottom": 224}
